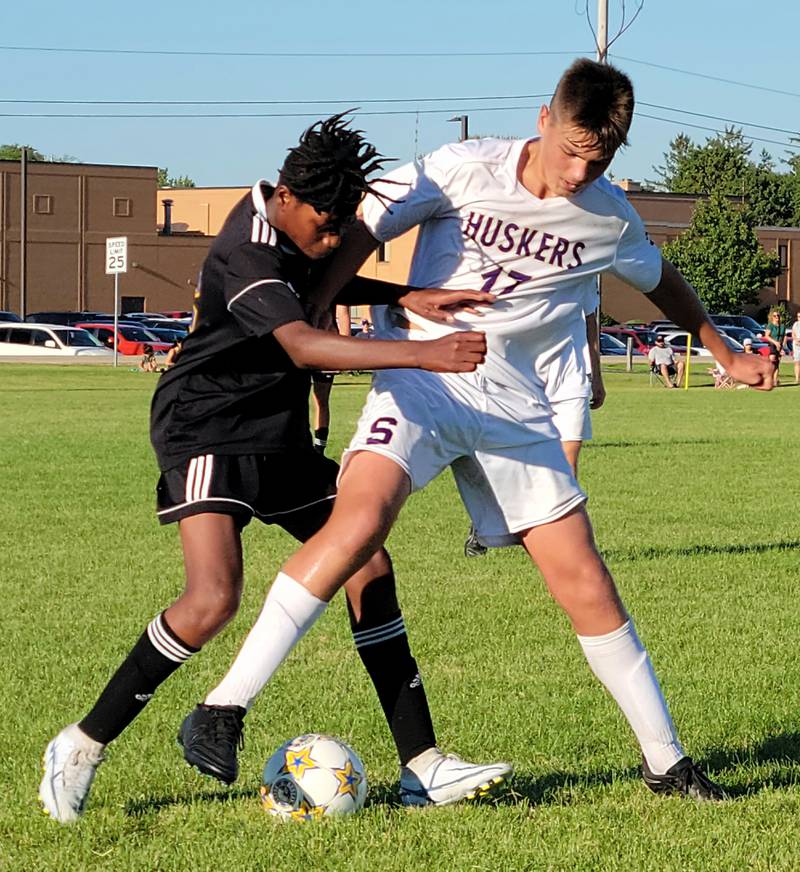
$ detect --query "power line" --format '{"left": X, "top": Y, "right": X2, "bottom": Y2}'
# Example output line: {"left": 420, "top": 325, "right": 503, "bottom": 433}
{"left": 614, "top": 54, "right": 800, "bottom": 99}
{"left": 0, "top": 93, "right": 551, "bottom": 106}
{"left": 636, "top": 113, "right": 799, "bottom": 150}
{"left": 2, "top": 94, "right": 796, "bottom": 143}
{"left": 638, "top": 102, "right": 799, "bottom": 138}
{"left": 0, "top": 105, "right": 542, "bottom": 119}
{"left": 0, "top": 44, "right": 584, "bottom": 59}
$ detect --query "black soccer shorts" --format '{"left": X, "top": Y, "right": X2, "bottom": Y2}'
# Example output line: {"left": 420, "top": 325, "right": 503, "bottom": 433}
{"left": 156, "top": 451, "right": 339, "bottom": 540}
{"left": 311, "top": 370, "right": 335, "bottom": 385}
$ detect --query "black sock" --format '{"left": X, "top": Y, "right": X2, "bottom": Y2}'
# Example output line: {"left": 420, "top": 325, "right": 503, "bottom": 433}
{"left": 313, "top": 427, "right": 329, "bottom": 451}
{"left": 79, "top": 612, "right": 198, "bottom": 744}
{"left": 347, "top": 567, "right": 436, "bottom": 765}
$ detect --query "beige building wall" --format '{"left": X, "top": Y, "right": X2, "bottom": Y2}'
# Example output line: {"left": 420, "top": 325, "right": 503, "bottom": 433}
{"left": 4, "top": 166, "right": 796, "bottom": 324}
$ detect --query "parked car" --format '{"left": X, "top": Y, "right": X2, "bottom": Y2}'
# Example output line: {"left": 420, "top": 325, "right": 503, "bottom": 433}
{"left": 716, "top": 326, "right": 771, "bottom": 356}
{"left": 75, "top": 322, "right": 172, "bottom": 355}
{"left": 145, "top": 327, "right": 188, "bottom": 344}
{"left": 134, "top": 317, "right": 189, "bottom": 331}
{"left": 660, "top": 330, "right": 743, "bottom": 358}
{"left": 0, "top": 311, "right": 22, "bottom": 322}
{"left": 601, "top": 325, "right": 657, "bottom": 354}
{"left": 160, "top": 310, "right": 193, "bottom": 319}
{"left": 0, "top": 323, "right": 111, "bottom": 357}
{"left": 599, "top": 332, "right": 633, "bottom": 355}
{"left": 123, "top": 312, "right": 169, "bottom": 322}
{"left": 709, "top": 313, "right": 764, "bottom": 335}
{"left": 24, "top": 311, "right": 108, "bottom": 326}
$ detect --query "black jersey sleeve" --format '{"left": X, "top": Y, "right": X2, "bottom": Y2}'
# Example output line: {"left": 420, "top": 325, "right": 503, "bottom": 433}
{"left": 224, "top": 243, "right": 307, "bottom": 337}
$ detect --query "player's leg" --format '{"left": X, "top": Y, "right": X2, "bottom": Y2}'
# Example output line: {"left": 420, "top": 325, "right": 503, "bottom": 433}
{"left": 343, "top": 545, "right": 511, "bottom": 805}
{"left": 520, "top": 505, "right": 724, "bottom": 799}
{"left": 311, "top": 373, "right": 333, "bottom": 454}
{"left": 199, "top": 451, "right": 412, "bottom": 720}
{"left": 40, "top": 512, "right": 245, "bottom": 823}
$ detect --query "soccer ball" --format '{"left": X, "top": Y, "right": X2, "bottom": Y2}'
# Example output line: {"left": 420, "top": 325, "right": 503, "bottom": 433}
{"left": 260, "top": 734, "right": 367, "bottom": 821}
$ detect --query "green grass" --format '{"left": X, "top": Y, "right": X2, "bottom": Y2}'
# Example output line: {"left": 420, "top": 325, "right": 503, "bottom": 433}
{"left": 2, "top": 362, "right": 800, "bottom": 871}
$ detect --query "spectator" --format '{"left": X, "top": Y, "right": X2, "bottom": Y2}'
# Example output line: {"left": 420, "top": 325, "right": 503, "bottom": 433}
{"left": 139, "top": 344, "right": 158, "bottom": 373}
{"left": 648, "top": 335, "right": 685, "bottom": 388}
{"left": 162, "top": 341, "right": 182, "bottom": 370}
{"left": 357, "top": 318, "right": 374, "bottom": 338}
{"left": 742, "top": 338, "right": 755, "bottom": 354}
{"left": 763, "top": 309, "right": 786, "bottom": 388}
{"left": 792, "top": 311, "right": 800, "bottom": 384}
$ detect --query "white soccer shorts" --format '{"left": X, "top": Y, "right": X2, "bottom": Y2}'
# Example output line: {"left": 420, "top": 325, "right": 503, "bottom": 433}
{"left": 342, "top": 370, "right": 586, "bottom": 547}
{"left": 550, "top": 395, "right": 592, "bottom": 442}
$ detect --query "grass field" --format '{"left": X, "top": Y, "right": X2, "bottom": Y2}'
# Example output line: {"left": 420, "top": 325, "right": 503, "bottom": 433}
{"left": 3, "top": 362, "right": 800, "bottom": 871}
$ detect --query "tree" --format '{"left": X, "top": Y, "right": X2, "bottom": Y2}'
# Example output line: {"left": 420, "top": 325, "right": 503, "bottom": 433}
{"left": 0, "top": 143, "right": 46, "bottom": 161}
{"left": 662, "top": 192, "right": 781, "bottom": 313}
{"left": 652, "top": 128, "right": 795, "bottom": 227}
{"left": 158, "top": 168, "right": 195, "bottom": 188}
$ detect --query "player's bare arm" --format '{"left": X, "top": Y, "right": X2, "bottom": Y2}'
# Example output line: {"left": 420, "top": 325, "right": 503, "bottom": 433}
{"left": 273, "top": 319, "right": 486, "bottom": 373}
{"left": 647, "top": 258, "right": 773, "bottom": 391}
{"left": 585, "top": 310, "right": 606, "bottom": 410}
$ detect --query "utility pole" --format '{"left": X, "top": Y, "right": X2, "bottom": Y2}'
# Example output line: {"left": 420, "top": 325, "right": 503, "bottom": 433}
{"left": 596, "top": 0, "right": 608, "bottom": 63}
{"left": 20, "top": 147, "right": 27, "bottom": 319}
{"left": 448, "top": 115, "right": 469, "bottom": 142}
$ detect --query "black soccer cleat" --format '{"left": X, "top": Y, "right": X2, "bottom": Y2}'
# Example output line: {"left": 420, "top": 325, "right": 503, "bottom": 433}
{"left": 178, "top": 704, "right": 245, "bottom": 785}
{"left": 642, "top": 755, "right": 727, "bottom": 801}
{"left": 463, "top": 525, "right": 488, "bottom": 558}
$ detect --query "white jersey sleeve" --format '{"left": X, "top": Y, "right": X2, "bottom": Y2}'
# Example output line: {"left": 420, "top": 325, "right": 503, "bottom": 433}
{"left": 607, "top": 190, "right": 663, "bottom": 293}
{"left": 361, "top": 144, "right": 466, "bottom": 242}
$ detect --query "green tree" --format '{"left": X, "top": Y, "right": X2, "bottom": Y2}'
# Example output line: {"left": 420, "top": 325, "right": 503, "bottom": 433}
{"left": 662, "top": 192, "right": 781, "bottom": 312}
{"left": 652, "top": 128, "right": 795, "bottom": 227}
{"left": 158, "top": 168, "right": 195, "bottom": 188}
{"left": 0, "top": 143, "right": 46, "bottom": 161}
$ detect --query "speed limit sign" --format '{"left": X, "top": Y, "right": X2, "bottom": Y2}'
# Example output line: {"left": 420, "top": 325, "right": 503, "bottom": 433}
{"left": 105, "top": 236, "right": 128, "bottom": 275}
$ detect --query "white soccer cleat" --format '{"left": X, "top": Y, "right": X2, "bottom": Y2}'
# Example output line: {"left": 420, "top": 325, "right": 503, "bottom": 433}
{"left": 399, "top": 749, "right": 512, "bottom": 807}
{"left": 39, "top": 724, "right": 105, "bottom": 823}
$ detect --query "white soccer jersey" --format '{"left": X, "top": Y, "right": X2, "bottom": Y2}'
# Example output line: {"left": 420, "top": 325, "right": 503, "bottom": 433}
{"left": 362, "top": 137, "right": 662, "bottom": 403}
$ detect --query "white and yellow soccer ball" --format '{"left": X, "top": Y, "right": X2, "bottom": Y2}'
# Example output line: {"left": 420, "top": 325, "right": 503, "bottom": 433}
{"left": 260, "top": 734, "right": 367, "bottom": 821}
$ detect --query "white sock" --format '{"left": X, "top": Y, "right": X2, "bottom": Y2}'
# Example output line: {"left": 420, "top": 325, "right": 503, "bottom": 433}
{"left": 577, "top": 620, "right": 684, "bottom": 774}
{"left": 204, "top": 572, "right": 327, "bottom": 710}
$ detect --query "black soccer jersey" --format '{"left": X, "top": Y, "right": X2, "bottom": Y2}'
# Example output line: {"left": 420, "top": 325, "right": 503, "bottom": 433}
{"left": 150, "top": 181, "right": 318, "bottom": 471}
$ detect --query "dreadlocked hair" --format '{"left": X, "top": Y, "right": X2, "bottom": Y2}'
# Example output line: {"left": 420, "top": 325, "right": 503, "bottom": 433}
{"left": 278, "top": 111, "right": 396, "bottom": 217}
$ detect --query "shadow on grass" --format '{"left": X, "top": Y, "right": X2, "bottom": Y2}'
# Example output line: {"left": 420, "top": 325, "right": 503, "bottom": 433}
{"left": 125, "top": 733, "right": 800, "bottom": 817}
{"left": 606, "top": 539, "right": 800, "bottom": 564}
{"left": 586, "top": 439, "right": 714, "bottom": 450}
{"left": 125, "top": 786, "right": 260, "bottom": 817}
{"left": 703, "top": 733, "right": 800, "bottom": 796}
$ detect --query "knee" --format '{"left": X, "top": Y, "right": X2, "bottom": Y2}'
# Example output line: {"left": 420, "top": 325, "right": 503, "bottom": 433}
{"left": 183, "top": 579, "right": 242, "bottom": 636}
{"left": 550, "top": 561, "right": 618, "bottom": 615}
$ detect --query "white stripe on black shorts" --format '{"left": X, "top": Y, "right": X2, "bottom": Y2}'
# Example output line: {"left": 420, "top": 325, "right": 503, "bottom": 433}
{"left": 156, "top": 451, "right": 339, "bottom": 539}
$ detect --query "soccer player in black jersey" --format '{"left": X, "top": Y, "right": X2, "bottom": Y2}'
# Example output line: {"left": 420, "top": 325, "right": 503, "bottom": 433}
{"left": 38, "top": 114, "right": 506, "bottom": 823}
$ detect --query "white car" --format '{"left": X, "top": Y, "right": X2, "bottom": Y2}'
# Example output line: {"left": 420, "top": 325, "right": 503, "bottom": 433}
{"left": 660, "top": 330, "right": 743, "bottom": 359}
{"left": 0, "top": 323, "right": 112, "bottom": 357}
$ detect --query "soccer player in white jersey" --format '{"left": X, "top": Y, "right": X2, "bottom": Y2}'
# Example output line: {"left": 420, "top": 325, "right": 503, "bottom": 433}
{"left": 464, "top": 283, "right": 601, "bottom": 555}
{"left": 182, "top": 59, "right": 773, "bottom": 801}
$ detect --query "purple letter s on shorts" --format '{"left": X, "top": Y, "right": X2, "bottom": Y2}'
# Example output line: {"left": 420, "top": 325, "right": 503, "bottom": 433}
{"left": 366, "top": 417, "right": 398, "bottom": 445}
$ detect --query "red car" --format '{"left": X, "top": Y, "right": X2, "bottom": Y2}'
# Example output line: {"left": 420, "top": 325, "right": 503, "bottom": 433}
{"left": 75, "top": 322, "right": 172, "bottom": 356}
{"left": 601, "top": 326, "right": 659, "bottom": 355}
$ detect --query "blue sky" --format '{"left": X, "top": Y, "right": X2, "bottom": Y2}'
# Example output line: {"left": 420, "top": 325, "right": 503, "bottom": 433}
{"left": 3, "top": 1, "right": 799, "bottom": 187}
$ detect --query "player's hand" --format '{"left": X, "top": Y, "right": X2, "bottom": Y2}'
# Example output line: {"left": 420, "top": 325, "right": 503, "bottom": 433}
{"left": 398, "top": 289, "right": 496, "bottom": 323}
{"left": 726, "top": 352, "right": 774, "bottom": 391}
{"left": 416, "top": 331, "right": 487, "bottom": 372}
{"left": 590, "top": 374, "right": 606, "bottom": 409}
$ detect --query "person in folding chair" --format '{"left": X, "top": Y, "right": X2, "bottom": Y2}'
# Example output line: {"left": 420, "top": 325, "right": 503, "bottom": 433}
{"left": 648, "top": 335, "right": 685, "bottom": 388}
{"left": 708, "top": 359, "right": 735, "bottom": 389}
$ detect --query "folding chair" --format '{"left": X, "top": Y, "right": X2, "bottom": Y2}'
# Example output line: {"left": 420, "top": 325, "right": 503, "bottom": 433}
{"left": 708, "top": 364, "right": 734, "bottom": 389}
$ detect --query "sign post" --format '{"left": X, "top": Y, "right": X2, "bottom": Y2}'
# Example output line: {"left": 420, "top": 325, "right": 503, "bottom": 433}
{"left": 105, "top": 237, "right": 128, "bottom": 368}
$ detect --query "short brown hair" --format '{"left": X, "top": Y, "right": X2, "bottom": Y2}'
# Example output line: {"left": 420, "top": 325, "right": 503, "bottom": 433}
{"left": 550, "top": 58, "right": 634, "bottom": 155}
